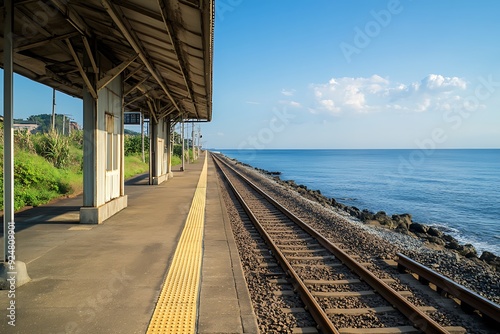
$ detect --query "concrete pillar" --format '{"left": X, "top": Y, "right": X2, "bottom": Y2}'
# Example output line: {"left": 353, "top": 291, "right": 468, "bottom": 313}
{"left": 80, "top": 44, "right": 127, "bottom": 224}
{"left": 149, "top": 115, "right": 173, "bottom": 185}
{"left": 149, "top": 119, "right": 158, "bottom": 185}
{"left": 82, "top": 44, "right": 98, "bottom": 208}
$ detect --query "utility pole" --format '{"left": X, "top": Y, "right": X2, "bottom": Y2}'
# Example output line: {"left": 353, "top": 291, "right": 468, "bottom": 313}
{"left": 181, "top": 118, "right": 185, "bottom": 171}
{"left": 51, "top": 88, "right": 56, "bottom": 131}
{"left": 198, "top": 126, "right": 201, "bottom": 156}
{"left": 191, "top": 123, "right": 195, "bottom": 161}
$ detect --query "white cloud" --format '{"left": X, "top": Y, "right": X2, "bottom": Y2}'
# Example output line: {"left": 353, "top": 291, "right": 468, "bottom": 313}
{"left": 319, "top": 99, "right": 340, "bottom": 113}
{"left": 279, "top": 100, "right": 302, "bottom": 108}
{"left": 422, "top": 74, "right": 467, "bottom": 90}
{"left": 281, "top": 89, "right": 295, "bottom": 96}
{"left": 245, "top": 101, "right": 260, "bottom": 105}
{"left": 311, "top": 74, "right": 468, "bottom": 114}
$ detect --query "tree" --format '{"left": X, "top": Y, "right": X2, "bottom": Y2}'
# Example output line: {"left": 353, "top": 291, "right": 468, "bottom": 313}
{"left": 27, "top": 114, "right": 69, "bottom": 134}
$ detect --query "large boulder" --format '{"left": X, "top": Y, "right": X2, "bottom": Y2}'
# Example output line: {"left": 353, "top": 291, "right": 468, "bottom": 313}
{"left": 458, "top": 244, "right": 477, "bottom": 258}
{"left": 442, "top": 234, "right": 458, "bottom": 243}
{"left": 392, "top": 214, "right": 412, "bottom": 230}
{"left": 480, "top": 251, "right": 500, "bottom": 269}
{"left": 360, "top": 209, "right": 374, "bottom": 221}
{"left": 427, "top": 236, "right": 446, "bottom": 246}
{"left": 445, "top": 240, "right": 461, "bottom": 250}
{"left": 427, "top": 226, "right": 443, "bottom": 238}
{"left": 409, "top": 222, "right": 429, "bottom": 234}
{"left": 374, "top": 211, "right": 394, "bottom": 228}
{"left": 347, "top": 206, "right": 361, "bottom": 218}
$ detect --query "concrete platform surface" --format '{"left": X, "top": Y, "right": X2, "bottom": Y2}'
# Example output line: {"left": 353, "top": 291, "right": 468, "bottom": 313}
{"left": 0, "top": 155, "right": 258, "bottom": 334}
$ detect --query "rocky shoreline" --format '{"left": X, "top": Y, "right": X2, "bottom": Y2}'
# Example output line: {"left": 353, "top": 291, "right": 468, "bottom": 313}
{"left": 235, "top": 159, "right": 500, "bottom": 271}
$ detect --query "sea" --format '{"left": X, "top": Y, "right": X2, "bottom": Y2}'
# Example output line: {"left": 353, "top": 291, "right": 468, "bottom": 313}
{"left": 218, "top": 149, "right": 500, "bottom": 256}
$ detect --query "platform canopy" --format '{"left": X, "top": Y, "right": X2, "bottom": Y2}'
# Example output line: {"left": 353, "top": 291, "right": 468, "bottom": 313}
{"left": 0, "top": 0, "right": 214, "bottom": 121}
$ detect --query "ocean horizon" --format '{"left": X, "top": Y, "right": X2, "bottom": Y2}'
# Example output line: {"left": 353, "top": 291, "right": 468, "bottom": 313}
{"left": 218, "top": 148, "right": 500, "bottom": 256}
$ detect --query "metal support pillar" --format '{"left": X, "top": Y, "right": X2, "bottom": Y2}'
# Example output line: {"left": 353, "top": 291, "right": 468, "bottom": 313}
{"left": 1, "top": 0, "right": 30, "bottom": 289}
{"left": 3, "top": 0, "right": 14, "bottom": 262}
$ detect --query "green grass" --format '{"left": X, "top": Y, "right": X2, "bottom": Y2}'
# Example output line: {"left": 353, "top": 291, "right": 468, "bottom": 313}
{"left": 124, "top": 154, "right": 183, "bottom": 180}
{"left": 0, "top": 126, "right": 187, "bottom": 211}
{"left": 0, "top": 149, "right": 81, "bottom": 210}
{"left": 124, "top": 154, "right": 149, "bottom": 180}
{"left": 172, "top": 155, "right": 181, "bottom": 166}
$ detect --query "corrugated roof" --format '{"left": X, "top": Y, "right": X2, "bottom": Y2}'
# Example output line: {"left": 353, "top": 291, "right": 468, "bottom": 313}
{"left": 0, "top": 0, "right": 214, "bottom": 121}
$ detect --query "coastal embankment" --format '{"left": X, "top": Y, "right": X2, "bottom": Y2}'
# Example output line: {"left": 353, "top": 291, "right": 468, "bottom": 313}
{"left": 234, "top": 157, "right": 500, "bottom": 270}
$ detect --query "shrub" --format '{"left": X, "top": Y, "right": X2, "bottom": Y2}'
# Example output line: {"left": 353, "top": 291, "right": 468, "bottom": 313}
{"left": 124, "top": 134, "right": 149, "bottom": 156}
{"left": 0, "top": 150, "right": 74, "bottom": 210}
{"left": 14, "top": 130, "right": 36, "bottom": 153}
{"left": 14, "top": 186, "right": 60, "bottom": 209}
{"left": 14, "top": 158, "right": 44, "bottom": 187}
{"left": 34, "top": 130, "right": 70, "bottom": 168}
{"left": 70, "top": 129, "right": 84, "bottom": 149}
{"left": 173, "top": 144, "right": 182, "bottom": 157}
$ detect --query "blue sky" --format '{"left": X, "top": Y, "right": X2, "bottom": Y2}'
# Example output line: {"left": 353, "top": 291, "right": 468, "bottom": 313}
{"left": 205, "top": 0, "right": 500, "bottom": 149}
{"left": 3, "top": 0, "right": 500, "bottom": 149}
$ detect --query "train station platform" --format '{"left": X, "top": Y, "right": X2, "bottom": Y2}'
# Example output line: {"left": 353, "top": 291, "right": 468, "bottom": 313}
{"left": 0, "top": 153, "right": 258, "bottom": 333}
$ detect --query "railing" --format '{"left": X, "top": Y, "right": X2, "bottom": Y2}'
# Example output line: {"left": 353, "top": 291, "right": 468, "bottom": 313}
{"left": 396, "top": 252, "right": 500, "bottom": 325}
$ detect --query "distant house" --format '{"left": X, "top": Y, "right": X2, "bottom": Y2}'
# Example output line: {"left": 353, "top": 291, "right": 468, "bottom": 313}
{"left": 13, "top": 121, "right": 39, "bottom": 133}
{"left": 1, "top": 116, "right": 40, "bottom": 132}
{"left": 70, "top": 120, "right": 80, "bottom": 131}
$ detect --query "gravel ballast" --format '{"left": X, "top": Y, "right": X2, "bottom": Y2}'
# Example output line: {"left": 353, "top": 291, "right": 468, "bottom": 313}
{"left": 216, "top": 154, "right": 500, "bottom": 333}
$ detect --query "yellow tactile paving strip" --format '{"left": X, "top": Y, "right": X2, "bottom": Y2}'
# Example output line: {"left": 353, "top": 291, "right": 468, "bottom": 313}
{"left": 147, "top": 153, "right": 208, "bottom": 334}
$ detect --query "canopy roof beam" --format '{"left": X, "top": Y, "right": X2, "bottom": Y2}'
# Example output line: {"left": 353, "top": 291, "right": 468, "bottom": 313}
{"left": 158, "top": 0, "right": 199, "bottom": 119}
{"left": 146, "top": 99, "right": 158, "bottom": 124}
{"left": 13, "top": 32, "right": 79, "bottom": 53}
{"left": 124, "top": 93, "right": 146, "bottom": 107}
{"left": 82, "top": 36, "right": 98, "bottom": 74}
{"left": 124, "top": 75, "right": 150, "bottom": 97}
{"left": 158, "top": 106, "right": 177, "bottom": 120}
{"left": 101, "top": 0, "right": 180, "bottom": 113}
{"left": 65, "top": 38, "right": 97, "bottom": 99}
{"left": 97, "top": 53, "right": 138, "bottom": 91}
{"left": 49, "top": 0, "right": 92, "bottom": 38}
{"left": 124, "top": 64, "right": 145, "bottom": 82}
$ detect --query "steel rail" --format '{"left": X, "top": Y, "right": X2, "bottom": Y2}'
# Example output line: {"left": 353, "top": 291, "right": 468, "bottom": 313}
{"left": 212, "top": 153, "right": 451, "bottom": 334}
{"left": 213, "top": 155, "right": 339, "bottom": 334}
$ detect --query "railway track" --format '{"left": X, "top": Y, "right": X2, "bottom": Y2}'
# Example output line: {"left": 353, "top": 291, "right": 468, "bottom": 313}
{"left": 212, "top": 153, "right": 481, "bottom": 334}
